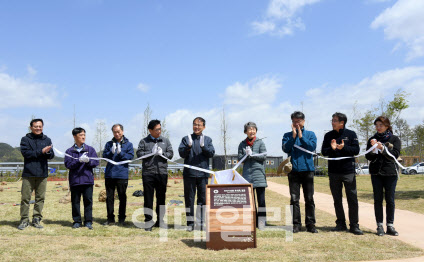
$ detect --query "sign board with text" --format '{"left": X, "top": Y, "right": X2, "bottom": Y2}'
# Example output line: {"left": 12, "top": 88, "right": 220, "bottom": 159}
{"left": 206, "top": 184, "right": 256, "bottom": 250}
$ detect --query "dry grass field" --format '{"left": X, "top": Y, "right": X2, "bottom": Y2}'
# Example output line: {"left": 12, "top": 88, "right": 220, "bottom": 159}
{"left": 270, "top": 174, "right": 424, "bottom": 214}
{"left": 0, "top": 177, "right": 423, "bottom": 261}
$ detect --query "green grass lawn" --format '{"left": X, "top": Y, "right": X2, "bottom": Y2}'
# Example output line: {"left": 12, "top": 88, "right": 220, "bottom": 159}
{"left": 269, "top": 174, "right": 424, "bottom": 214}
{"left": 0, "top": 179, "right": 423, "bottom": 261}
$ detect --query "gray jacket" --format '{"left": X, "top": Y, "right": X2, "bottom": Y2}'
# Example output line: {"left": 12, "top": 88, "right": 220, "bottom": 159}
{"left": 238, "top": 139, "right": 267, "bottom": 188}
{"left": 136, "top": 135, "right": 174, "bottom": 175}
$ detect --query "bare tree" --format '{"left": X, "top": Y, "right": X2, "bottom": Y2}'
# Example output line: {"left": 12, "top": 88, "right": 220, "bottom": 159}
{"left": 161, "top": 117, "right": 170, "bottom": 139}
{"left": 141, "top": 103, "right": 169, "bottom": 138}
{"left": 221, "top": 107, "right": 229, "bottom": 169}
{"left": 142, "top": 104, "right": 152, "bottom": 137}
{"left": 94, "top": 120, "right": 108, "bottom": 155}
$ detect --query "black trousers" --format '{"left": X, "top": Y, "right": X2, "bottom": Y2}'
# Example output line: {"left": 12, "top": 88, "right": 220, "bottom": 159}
{"left": 70, "top": 184, "right": 93, "bottom": 224}
{"left": 105, "top": 178, "right": 128, "bottom": 223}
{"left": 371, "top": 175, "right": 398, "bottom": 225}
{"left": 183, "top": 176, "right": 208, "bottom": 226}
{"left": 329, "top": 173, "right": 359, "bottom": 226}
{"left": 253, "top": 187, "right": 266, "bottom": 225}
{"left": 142, "top": 173, "right": 168, "bottom": 224}
{"left": 288, "top": 171, "right": 316, "bottom": 226}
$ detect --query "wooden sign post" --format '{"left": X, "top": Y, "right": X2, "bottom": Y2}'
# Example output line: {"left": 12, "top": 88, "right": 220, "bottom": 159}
{"left": 206, "top": 184, "right": 256, "bottom": 250}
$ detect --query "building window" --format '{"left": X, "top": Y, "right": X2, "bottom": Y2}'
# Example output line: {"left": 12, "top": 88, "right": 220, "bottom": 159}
{"left": 271, "top": 160, "right": 274, "bottom": 165}
{"left": 228, "top": 160, "right": 232, "bottom": 165}
{"left": 266, "top": 160, "right": 270, "bottom": 165}
{"left": 233, "top": 160, "right": 237, "bottom": 164}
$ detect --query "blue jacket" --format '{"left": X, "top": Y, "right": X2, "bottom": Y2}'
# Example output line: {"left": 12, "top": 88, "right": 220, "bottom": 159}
{"left": 282, "top": 128, "right": 317, "bottom": 172}
{"left": 20, "top": 133, "right": 55, "bottom": 178}
{"left": 103, "top": 136, "right": 134, "bottom": 179}
{"left": 178, "top": 134, "right": 215, "bottom": 178}
{"left": 64, "top": 144, "right": 99, "bottom": 187}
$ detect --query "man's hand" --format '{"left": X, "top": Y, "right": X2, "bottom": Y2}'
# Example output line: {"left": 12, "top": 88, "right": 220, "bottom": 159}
{"left": 112, "top": 143, "right": 117, "bottom": 154}
{"left": 42, "top": 145, "right": 52, "bottom": 154}
{"left": 331, "top": 139, "right": 337, "bottom": 150}
{"left": 156, "top": 146, "right": 163, "bottom": 156}
{"left": 200, "top": 135, "right": 205, "bottom": 147}
{"left": 297, "top": 125, "right": 303, "bottom": 139}
{"left": 152, "top": 144, "right": 158, "bottom": 154}
{"left": 117, "top": 143, "right": 121, "bottom": 154}
{"left": 79, "top": 152, "right": 90, "bottom": 163}
{"left": 245, "top": 146, "right": 253, "bottom": 156}
{"left": 291, "top": 124, "right": 297, "bottom": 139}
{"left": 336, "top": 140, "right": 345, "bottom": 150}
{"left": 187, "top": 134, "right": 193, "bottom": 147}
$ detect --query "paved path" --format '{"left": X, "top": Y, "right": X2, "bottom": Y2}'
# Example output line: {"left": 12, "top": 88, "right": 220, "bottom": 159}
{"left": 267, "top": 181, "right": 424, "bottom": 252}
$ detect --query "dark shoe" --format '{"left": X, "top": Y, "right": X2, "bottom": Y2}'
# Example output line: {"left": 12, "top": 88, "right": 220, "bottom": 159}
{"left": 306, "top": 225, "right": 318, "bottom": 233}
{"left": 154, "top": 221, "right": 168, "bottom": 229}
{"left": 145, "top": 227, "right": 152, "bottom": 232}
{"left": 186, "top": 225, "right": 194, "bottom": 232}
{"left": 18, "top": 221, "right": 29, "bottom": 230}
{"left": 386, "top": 226, "right": 399, "bottom": 236}
{"left": 293, "top": 224, "right": 301, "bottom": 233}
{"left": 117, "top": 221, "right": 126, "bottom": 227}
{"left": 376, "top": 225, "right": 385, "bottom": 236}
{"left": 103, "top": 221, "right": 115, "bottom": 226}
{"left": 331, "top": 224, "right": 347, "bottom": 232}
{"left": 32, "top": 218, "right": 43, "bottom": 229}
{"left": 72, "top": 223, "right": 81, "bottom": 229}
{"left": 85, "top": 222, "right": 93, "bottom": 230}
{"left": 349, "top": 225, "right": 363, "bottom": 235}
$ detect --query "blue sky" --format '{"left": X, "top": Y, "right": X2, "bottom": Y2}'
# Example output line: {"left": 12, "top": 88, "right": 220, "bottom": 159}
{"left": 1, "top": 0, "right": 423, "bottom": 158}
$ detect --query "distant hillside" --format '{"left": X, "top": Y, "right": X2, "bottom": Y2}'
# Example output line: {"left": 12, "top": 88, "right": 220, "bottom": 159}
{"left": 0, "top": 143, "right": 24, "bottom": 162}
{"left": 0, "top": 142, "right": 64, "bottom": 162}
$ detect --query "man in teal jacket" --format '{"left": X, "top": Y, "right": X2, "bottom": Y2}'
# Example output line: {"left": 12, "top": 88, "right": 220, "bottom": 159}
{"left": 282, "top": 111, "right": 318, "bottom": 233}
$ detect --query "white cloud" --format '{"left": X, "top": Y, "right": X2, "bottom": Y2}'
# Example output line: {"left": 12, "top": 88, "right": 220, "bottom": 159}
{"left": 371, "top": 0, "right": 424, "bottom": 60}
{"left": 0, "top": 70, "right": 59, "bottom": 109}
{"left": 224, "top": 76, "right": 282, "bottom": 105}
{"left": 137, "top": 83, "right": 150, "bottom": 93}
{"left": 163, "top": 67, "right": 424, "bottom": 157}
{"left": 27, "top": 65, "right": 37, "bottom": 77}
{"left": 251, "top": 0, "right": 321, "bottom": 37}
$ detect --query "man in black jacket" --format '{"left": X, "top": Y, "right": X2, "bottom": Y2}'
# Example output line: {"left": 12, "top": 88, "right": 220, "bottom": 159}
{"left": 136, "top": 120, "right": 173, "bottom": 231}
{"left": 18, "top": 118, "right": 55, "bottom": 230}
{"left": 321, "top": 112, "right": 363, "bottom": 235}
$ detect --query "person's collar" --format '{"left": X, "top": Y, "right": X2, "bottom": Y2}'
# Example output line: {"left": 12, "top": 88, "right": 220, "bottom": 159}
{"left": 149, "top": 134, "right": 160, "bottom": 141}
{"left": 74, "top": 143, "right": 85, "bottom": 149}
{"left": 113, "top": 136, "right": 125, "bottom": 143}
{"left": 30, "top": 132, "right": 44, "bottom": 139}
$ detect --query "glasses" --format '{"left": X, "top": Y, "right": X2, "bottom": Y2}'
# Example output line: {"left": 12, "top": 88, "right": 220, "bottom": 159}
{"left": 331, "top": 120, "right": 339, "bottom": 123}
{"left": 153, "top": 128, "right": 161, "bottom": 132}
{"left": 193, "top": 124, "right": 204, "bottom": 127}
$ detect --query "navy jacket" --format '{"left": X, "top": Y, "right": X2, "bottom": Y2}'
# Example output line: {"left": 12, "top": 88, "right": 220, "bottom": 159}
{"left": 64, "top": 144, "right": 99, "bottom": 187}
{"left": 103, "top": 136, "right": 134, "bottom": 179}
{"left": 282, "top": 128, "right": 317, "bottom": 172}
{"left": 321, "top": 128, "right": 360, "bottom": 174}
{"left": 20, "top": 133, "right": 55, "bottom": 178}
{"left": 178, "top": 134, "right": 215, "bottom": 178}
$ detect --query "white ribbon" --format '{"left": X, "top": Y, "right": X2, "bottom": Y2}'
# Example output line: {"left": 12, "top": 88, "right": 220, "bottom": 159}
{"left": 293, "top": 143, "right": 405, "bottom": 170}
